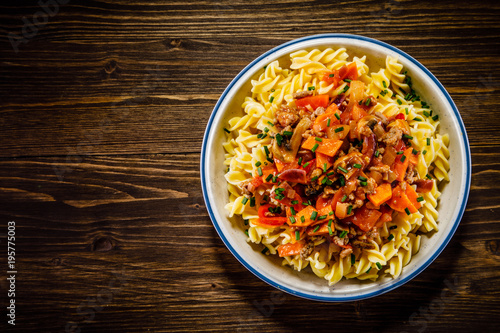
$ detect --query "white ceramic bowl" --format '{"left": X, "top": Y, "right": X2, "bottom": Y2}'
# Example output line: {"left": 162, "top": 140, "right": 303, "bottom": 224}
{"left": 201, "top": 34, "right": 471, "bottom": 302}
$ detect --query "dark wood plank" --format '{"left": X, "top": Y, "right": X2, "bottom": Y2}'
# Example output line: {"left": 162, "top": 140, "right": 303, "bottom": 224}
{"left": 0, "top": 0, "right": 499, "bottom": 332}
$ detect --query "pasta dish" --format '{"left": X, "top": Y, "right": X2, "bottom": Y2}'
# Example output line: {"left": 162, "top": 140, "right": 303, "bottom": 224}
{"left": 222, "top": 48, "right": 449, "bottom": 285}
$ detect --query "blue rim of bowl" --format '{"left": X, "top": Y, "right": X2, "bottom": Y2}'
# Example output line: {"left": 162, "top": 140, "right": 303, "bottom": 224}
{"left": 200, "top": 33, "right": 471, "bottom": 302}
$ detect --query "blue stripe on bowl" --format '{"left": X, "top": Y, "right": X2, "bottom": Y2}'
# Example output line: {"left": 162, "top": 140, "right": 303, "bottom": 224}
{"left": 200, "top": 33, "right": 471, "bottom": 302}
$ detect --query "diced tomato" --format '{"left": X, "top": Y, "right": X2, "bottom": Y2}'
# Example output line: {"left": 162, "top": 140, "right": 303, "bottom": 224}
{"left": 395, "top": 113, "right": 405, "bottom": 120}
{"left": 392, "top": 148, "right": 413, "bottom": 182}
{"left": 316, "top": 195, "right": 333, "bottom": 211}
{"left": 331, "top": 188, "right": 344, "bottom": 212}
{"left": 260, "top": 166, "right": 278, "bottom": 184}
{"left": 277, "top": 241, "right": 305, "bottom": 257}
{"left": 256, "top": 204, "right": 288, "bottom": 227}
{"left": 313, "top": 107, "right": 340, "bottom": 133}
{"left": 338, "top": 62, "right": 358, "bottom": 81}
{"left": 344, "top": 205, "right": 383, "bottom": 232}
{"left": 321, "top": 70, "right": 341, "bottom": 87}
{"left": 249, "top": 176, "right": 263, "bottom": 189}
{"left": 295, "top": 94, "right": 330, "bottom": 110}
{"left": 351, "top": 105, "right": 369, "bottom": 122}
{"left": 404, "top": 183, "right": 422, "bottom": 210}
{"left": 387, "top": 184, "right": 418, "bottom": 214}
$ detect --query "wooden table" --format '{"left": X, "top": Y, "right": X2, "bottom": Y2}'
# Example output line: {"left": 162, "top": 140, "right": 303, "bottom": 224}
{"left": 1, "top": 1, "right": 499, "bottom": 332}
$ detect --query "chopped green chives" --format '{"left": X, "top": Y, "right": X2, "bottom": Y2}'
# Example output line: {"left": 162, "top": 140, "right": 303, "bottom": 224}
{"left": 291, "top": 200, "right": 299, "bottom": 205}
{"left": 301, "top": 216, "right": 306, "bottom": 223}
{"left": 245, "top": 229, "right": 249, "bottom": 236}
{"left": 358, "top": 176, "right": 367, "bottom": 181}
{"left": 365, "top": 98, "right": 371, "bottom": 106}
{"left": 275, "top": 133, "right": 283, "bottom": 146}
{"left": 382, "top": 81, "right": 387, "bottom": 88}
{"left": 329, "top": 211, "right": 334, "bottom": 215}
{"left": 417, "top": 196, "right": 424, "bottom": 202}
{"left": 313, "top": 225, "right": 321, "bottom": 233}
{"left": 412, "top": 149, "right": 418, "bottom": 155}
{"left": 351, "top": 253, "right": 356, "bottom": 265}
{"left": 344, "top": 78, "right": 352, "bottom": 83}
{"left": 366, "top": 267, "right": 372, "bottom": 274}
{"left": 224, "top": 128, "right": 231, "bottom": 133}
{"left": 267, "top": 121, "right": 274, "bottom": 127}
{"left": 264, "top": 127, "right": 269, "bottom": 133}
{"left": 353, "top": 163, "right": 362, "bottom": 169}
{"left": 289, "top": 216, "right": 296, "bottom": 224}
{"left": 327, "top": 171, "right": 335, "bottom": 176}
{"left": 318, "top": 215, "right": 327, "bottom": 220}
{"left": 242, "top": 197, "right": 248, "bottom": 205}
{"left": 360, "top": 181, "right": 368, "bottom": 186}
{"left": 290, "top": 206, "right": 296, "bottom": 215}
{"left": 334, "top": 113, "right": 340, "bottom": 120}
{"left": 405, "top": 107, "right": 409, "bottom": 115}
{"left": 283, "top": 131, "right": 293, "bottom": 136}
{"left": 403, "top": 134, "right": 413, "bottom": 140}
{"left": 311, "top": 176, "right": 319, "bottom": 182}
{"left": 261, "top": 247, "right": 268, "bottom": 254}
{"left": 340, "top": 230, "right": 347, "bottom": 238}
{"left": 257, "top": 133, "right": 267, "bottom": 139}
{"left": 339, "top": 175, "right": 345, "bottom": 186}
{"left": 388, "top": 234, "right": 394, "bottom": 241}
{"left": 341, "top": 85, "right": 350, "bottom": 93}
{"left": 432, "top": 115, "right": 439, "bottom": 121}
{"left": 311, "top": 211, "right": 318, "bottom": 220}
{"left": 423, "top": 150, "right": 427, "bottom": 155}
{"left": 328, "top": 220, "right": 333, "bottom": 235}
{"left": 295, "top": 230, "right": 300, "bottom": 240}
{"left": 269, "top": 96, "right": 274, "bottom": 103}
{"left": 341, "top": 194, "right": 347, "bottom": 203}
{"left": 327, "top": 118, "right": 331, "bottom": 127}
{"left": 400, "top": 155, "right": 406, "bottom": 162}
{"left": 427, "top": 138, "right": 431, "bottom": 146}
{"left": 303, "top": 162, "right": 310, "bottom": 169}
{"left": 257, "top": 167, "right": 263, "bottom": 176}
{"left": 264, "top": 145, "right": 270, "bottom": 156}
{"left": 347, "top": 205, "right": 353, "bottom": 215}
{"left": 315, "top": 137, "right": 323, "bottom": 142}
{"left": 374, "top": 150, "right": 380, "bottom": 157}
{"left": 250, "top": 197, "right": 255, "bottom": 207}
{"left": 376, "top": 262, "right": 382, "bottom": 270}
{"left": 338, "top": 166, "right": 348, "bottom": 174}
{"left": 321, "top": 176, "right": 328, "bottom": 184}
{"left": 298, "top": 157, "right": 303, "bottom": 166}
{"left": 267, "top": 157, "right": 274, "bottom": 163}
{"left": 323, "top": 163, "right": 327, "bottom": 173}
{"left": 255, "top": 161, "right": 261, "bottom": 167}
{"left": 329, "top": 73, "right": 335, "bottom": 77}
{"left": 423, "top": 111, "right": 430, "bottom": 117}
{"left": 426, "top": 174, "right": 432, "bottom": 180}
{"left": 397, "top": 151, "right": 404, "bottom": 155}
{"left": 413, "top": 117, "right": 422, "bottom": 121}
{"left": 405, "top": 207, "right": 411, "bottom": 215}
{"left": 308, "top": 86, "right": 315, "bottom": 91}
{"left": 397, "top": 99, "right": 402, "bottom": 105}
{"left": 335, "top": 126, "right": 344, "bottom": 133}
{"left": 311, "top": 143, "right": 319, "bottom": 153}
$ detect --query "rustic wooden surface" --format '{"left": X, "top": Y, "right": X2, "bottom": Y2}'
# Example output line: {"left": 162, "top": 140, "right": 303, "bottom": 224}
{"left": 1, "top": 1, "right": 499, "bottom": 332}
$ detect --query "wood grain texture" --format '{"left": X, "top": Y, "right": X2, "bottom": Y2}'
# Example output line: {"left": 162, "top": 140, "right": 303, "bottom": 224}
{"left": 0, "top": 0, "right": 499, "bottom": 332}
